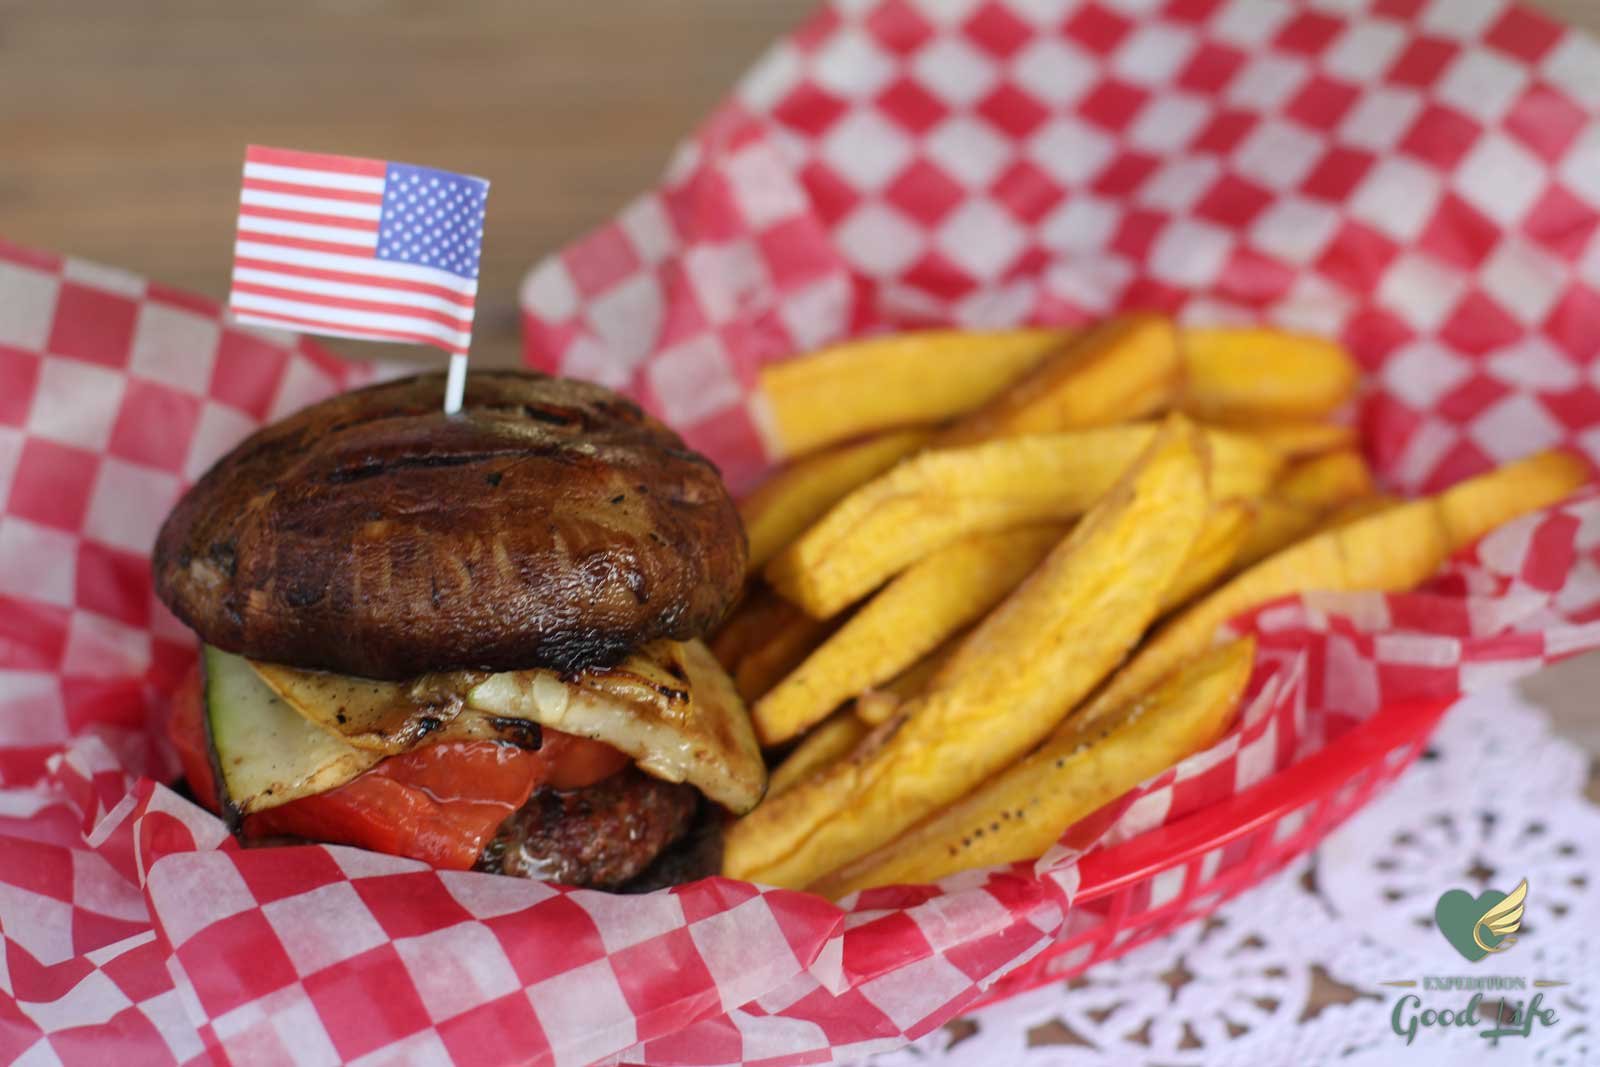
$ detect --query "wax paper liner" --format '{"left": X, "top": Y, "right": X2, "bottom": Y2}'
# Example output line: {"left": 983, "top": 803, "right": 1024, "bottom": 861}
{"left": 5, "top": 0, "right": 1600, "bottom": 1064}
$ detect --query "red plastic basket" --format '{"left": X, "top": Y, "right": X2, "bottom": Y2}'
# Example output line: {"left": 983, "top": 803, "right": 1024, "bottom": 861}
{"left": 969, "top": 694, "right": 1453, "bottom": 1008}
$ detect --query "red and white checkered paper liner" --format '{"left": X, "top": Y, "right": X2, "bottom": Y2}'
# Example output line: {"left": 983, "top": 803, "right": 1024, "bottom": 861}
{"left": 5, "top": 1, "right": 1600, "bottom": 1065}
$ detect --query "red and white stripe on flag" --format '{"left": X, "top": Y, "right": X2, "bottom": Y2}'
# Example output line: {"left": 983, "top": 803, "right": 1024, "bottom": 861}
{"left": 230, "top": 145, "right": 488, "bottom": 356}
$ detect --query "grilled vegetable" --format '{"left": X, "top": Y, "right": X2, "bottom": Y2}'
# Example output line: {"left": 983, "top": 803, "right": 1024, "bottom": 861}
{"left": 205, "top": 646, "right": 378, "bottom": 815}
{"left": 252, "top": 640, "right": 767, "bottom": 815}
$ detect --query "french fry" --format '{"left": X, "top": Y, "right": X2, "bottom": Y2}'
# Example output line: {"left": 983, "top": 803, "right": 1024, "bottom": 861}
{"left": 710, "top": 584, "right": 800, "bottom": 671}
{"left": 734, "top": 612, "right": 833, "bottom": 704}
{"left": 771, "top": 644, "right": 958, "bottom": 799}
{"left": 934, "top": 315, "right": 1181, "bottom": 447}
{"left": 1234, "top": 498, "right": 1322, "bottom": 571}
{"left": 1073, "top": 450, "right": 1587, "bottom": 728}
{"left": 755, "top": 329, "right": 1070, "bottom": 458}
{"left": 1433, "top": 450, "right": 1588, "bottom": 546}
{"left": 767, "top": 711, "right": 870, "bottom": 798}
{"left": 768, "top": 634, "right": 960, "bottom": 792}
{"left": 746, "top": 319, "right": 1181, "bottom": 572}
{"left": 724, "top": 418, "right": 1209, "bottom": 887}
{"left": 1183, "top": 327, "right": 1358, "bottom": 421}
{"left": 814, "top": 636, "right": 1256, "bottom": 897}
{"left": 1233, "top": 449, "right": 1376, "bottom": 568}
{"left": 1277, "top": 449, "right": 1375, "bottom": 507}
{"left": 765, "top": 423, "right": 1281, "bottom": 618}
{"left": 854, "top": 637, "right": 957, "bottom": 726}
{"left": 1234, "top": 420, "right": 1358, "bottom": 457}
{"left": 853, "top": 689, "right": 903, "bottom": 728}
{"left": 1159, "top": 500, "right": 1253, "bottom": 614}
{"left": 753, "top": 525, "right": 1066, "bottom": 745}
{"left": 1322, "top": 494, "right": 1398, "bottom": 529}
{"left": 711, "top": 586, "right": 834, "bottom": 703}
{"left": 769, "top": 642, "right": 952, "bottom": 799}
{"left": 741, "top": 430, "right": 931, "bottom": 572}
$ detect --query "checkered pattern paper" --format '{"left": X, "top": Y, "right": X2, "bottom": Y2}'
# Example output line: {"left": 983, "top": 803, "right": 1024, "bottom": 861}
{"left": 5, "top": 1, "right": 1600, "bottom": 1065}
{"left": 522, "top": 0, "right": 1600, "bottom": 496}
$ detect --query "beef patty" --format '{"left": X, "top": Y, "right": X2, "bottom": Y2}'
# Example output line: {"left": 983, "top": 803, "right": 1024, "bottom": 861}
{"left": 153, "top": 370, "right": 746, "bottom": 679}
{"left": 477, "top": 767, "right": 701, "bottom": 888}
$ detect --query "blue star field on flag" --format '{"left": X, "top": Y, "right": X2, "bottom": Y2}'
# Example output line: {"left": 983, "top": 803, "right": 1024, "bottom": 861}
{"left": 374, "top": 162, "right": 489, "bottom": 281}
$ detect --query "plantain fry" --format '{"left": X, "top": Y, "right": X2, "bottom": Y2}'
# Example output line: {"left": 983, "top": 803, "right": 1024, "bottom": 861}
{"left": 734, "top": 612, "right": 833, "bottom": 704}
{"left": 711, "top": 586, "right": 834, "bottom": 703}
{"left": 767, "top": 711, "right": 871, "bottom": 798}
{"left": 1235, "top": 498, "right": 1321, "bottom": 571}
{"left": 710, "top": 584, "right": 803, "bottom": 671}
{"left": 853, "top": 689, "right": 903, "bottom": 729}
{"left": 934, "top": 315, "right": 1181, "bottom": 447}
{"left": 1227, "top": 420, "right": 1358, "bottom": 457}
{"left": 854, "top": 636, "right": 959, "bottom": 726}
{"left": 724, "top": 418, "right": 1209, "bottom": 887}
{"left": 770, "top": 644, "right": 961, "bottom": 801}
{"left": 755, "top": 329, "right": 1070, "bottom": 458}
{"left": 765, "top": 423, "right": 1280, "bottom": 618}
{"left": 753, "top": 525, "right": 1066, "bottom": 745}
{"left": 1183, "top": 327, "right": 1358, "bottom": 421}
{"left": 1276, "top": 449, "right": 1375, "bottom": 507}
{"left": 732, "top": 316, "right": 1591, "bottom": 897}
{"left": 741, "top": 430, "right": 930, "bottom": 572}
{"left": 746, "top": 318, "right": 1182, "bottom": 571}
{"left": 1433, "top": 450, "right": 1588, "bottom": 547}
{"left": 815, "top": 636, "right": 1256, "bottom": 897}
{"left": 770, "top": 631, "right": 966, "bottom": 793}
{"left": 1321, "top": 494, "right": 1399, "bottom": 529}
{"left": 1073, "top": 450, "right": 1587, "bottom": 728}
{"left": 1233, "top": 449, "right": 1376, "bottom": 569}
{"left": 1159, "top": 500, "right": 1253, "bottom": 614}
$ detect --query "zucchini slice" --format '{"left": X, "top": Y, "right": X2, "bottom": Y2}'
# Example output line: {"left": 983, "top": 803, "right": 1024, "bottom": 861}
{"left": 204, "top": 645, "right": 379, "bottom": 814}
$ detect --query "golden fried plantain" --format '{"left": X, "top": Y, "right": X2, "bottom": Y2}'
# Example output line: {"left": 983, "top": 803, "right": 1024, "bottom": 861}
{"left": 725, "top": 418, "right": 1209, "bottom": 887}
{"left": 815, "top": 636, "right": 1255, "bottom": 897}
{"left": 755, "top": 329, "right": 1070, "bottom": 458}
{"left": 765, "top": 423, "right": 1280, "bottom": 618}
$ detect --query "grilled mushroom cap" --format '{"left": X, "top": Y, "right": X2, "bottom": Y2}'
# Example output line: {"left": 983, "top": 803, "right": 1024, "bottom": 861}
{"left": 154, "top": 370, "right": 746, "bottom": 679}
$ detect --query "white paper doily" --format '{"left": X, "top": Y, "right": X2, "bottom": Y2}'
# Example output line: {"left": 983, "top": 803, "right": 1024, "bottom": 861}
{"left": 860, "top": 686, "right": 1599, "bottom": 1066}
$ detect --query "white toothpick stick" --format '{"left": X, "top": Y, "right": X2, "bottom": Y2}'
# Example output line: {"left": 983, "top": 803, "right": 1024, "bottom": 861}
{"left": 444, "top": 352, "right": 468, "bottom": 415}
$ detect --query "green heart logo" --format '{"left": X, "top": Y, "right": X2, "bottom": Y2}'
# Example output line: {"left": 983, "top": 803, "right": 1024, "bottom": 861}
{"left": 1435, "top": 889, "right": 1505, "bottom": 961}
{"left": 1435, "top": 879, "right": 1527, "bottom": 962}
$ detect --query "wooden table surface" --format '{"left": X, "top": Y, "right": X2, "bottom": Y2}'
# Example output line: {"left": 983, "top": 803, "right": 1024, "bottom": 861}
{"left": 0, "top": 1, "right": 816, "bottom": 369}
{"left": 3, "top": 0, "right": 1593, "bottom": 371}
{"left": 4, "top": 0, "right": 1598, "bottom": 1047}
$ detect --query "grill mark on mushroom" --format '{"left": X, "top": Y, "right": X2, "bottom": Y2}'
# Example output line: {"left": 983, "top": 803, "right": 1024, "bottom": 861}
{"left": 324, "top": 451, "right": 517, "bottom": 484}
{"left": 152, "top": 370, "right": 745, "bottom": 679}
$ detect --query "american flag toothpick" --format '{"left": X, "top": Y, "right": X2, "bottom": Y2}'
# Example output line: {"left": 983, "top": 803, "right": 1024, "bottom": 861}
{"left": 230, "top": 145, "right": 489, "bottom": 415}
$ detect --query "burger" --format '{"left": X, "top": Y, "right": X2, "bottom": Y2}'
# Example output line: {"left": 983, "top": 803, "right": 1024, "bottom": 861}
{"left": 154, "top": 370, "right": 764, "bottom": 889}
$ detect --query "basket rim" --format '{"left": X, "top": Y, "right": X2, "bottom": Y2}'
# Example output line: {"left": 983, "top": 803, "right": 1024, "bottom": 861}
{"left": 1071, "top": 694, "right": 1455, "bottom": 902}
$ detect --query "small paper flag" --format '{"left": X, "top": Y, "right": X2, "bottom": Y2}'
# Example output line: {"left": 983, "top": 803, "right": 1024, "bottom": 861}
{"left": 230, "top": 145, "right": 488, "bottom": 356}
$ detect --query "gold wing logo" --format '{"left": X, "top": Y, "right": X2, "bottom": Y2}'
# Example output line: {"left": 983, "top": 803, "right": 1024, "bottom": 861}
{"left": 1473, "top": 878, "right": 1527, "bottom": 954}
